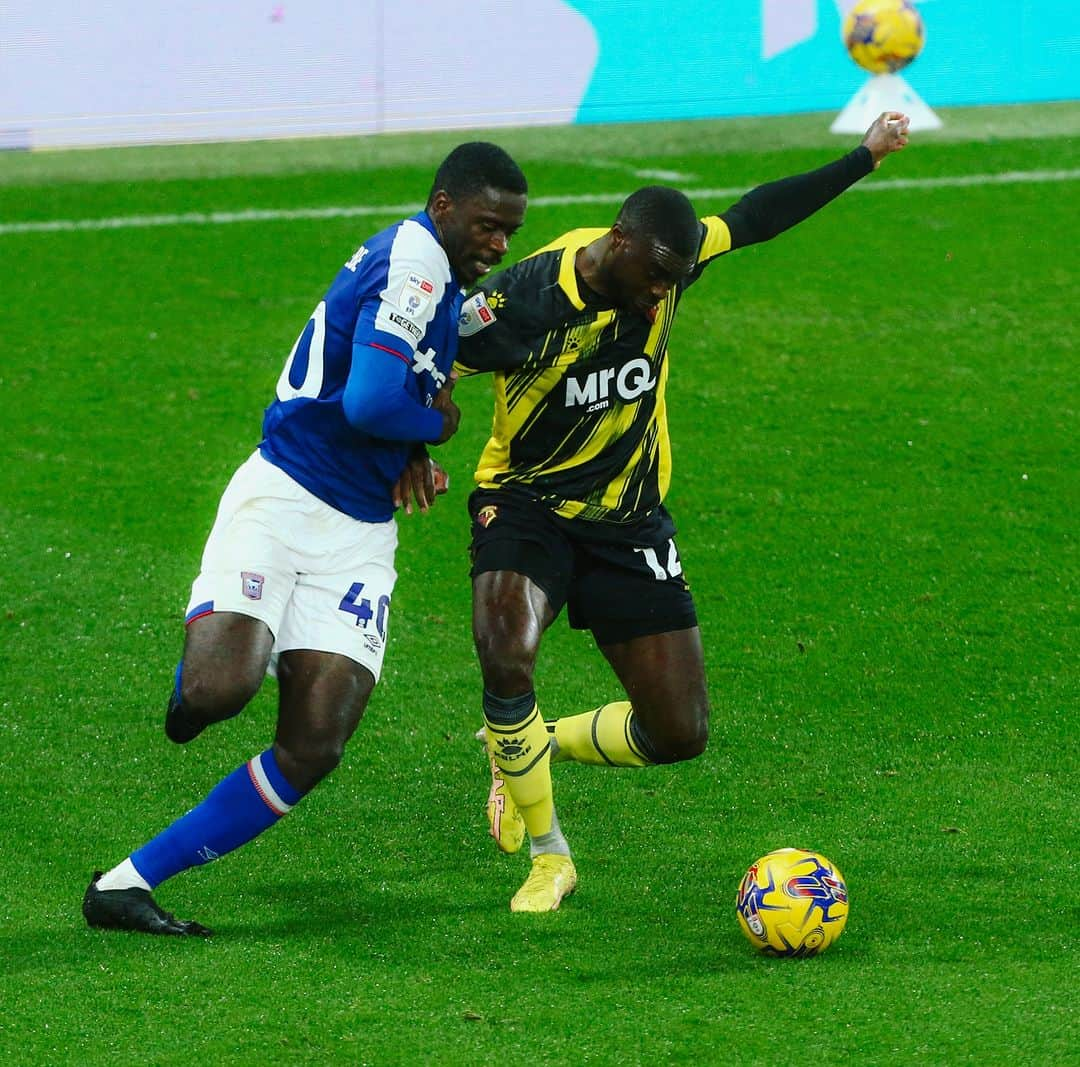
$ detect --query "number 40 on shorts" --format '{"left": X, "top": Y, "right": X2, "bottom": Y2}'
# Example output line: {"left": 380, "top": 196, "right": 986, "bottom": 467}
{"left": 339, "top": 582, "right": 390, "bottom": 638}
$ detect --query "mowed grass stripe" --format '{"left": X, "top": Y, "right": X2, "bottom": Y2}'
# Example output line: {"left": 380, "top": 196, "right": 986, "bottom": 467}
{"left": 2, "top": 167, "right": 1078, "bottom": 235}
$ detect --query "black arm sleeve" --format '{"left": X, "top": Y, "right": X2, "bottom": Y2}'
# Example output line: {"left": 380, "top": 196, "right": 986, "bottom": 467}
{"left": 722, "top": 146, "right": 874, "bottom": 250}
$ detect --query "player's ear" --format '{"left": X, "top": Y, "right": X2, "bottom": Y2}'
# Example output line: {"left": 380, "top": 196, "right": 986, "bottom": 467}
{"left": 609, "top": 223, "right": 637, "bottom": 259}
{"left": 429, "top": 189, "right": 452, "bottom": 219}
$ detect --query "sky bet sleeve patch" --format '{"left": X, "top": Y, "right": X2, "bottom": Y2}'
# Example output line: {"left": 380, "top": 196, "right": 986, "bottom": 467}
{"left": 398, "top": 272, "right": 435, "bottom": 316}
{"left": 458, "top": 290, "right": 497, "bottom": 337}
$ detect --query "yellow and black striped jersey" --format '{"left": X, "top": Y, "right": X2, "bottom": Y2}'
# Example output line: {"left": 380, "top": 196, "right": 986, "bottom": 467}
{"left": 456, "top": 217, "right": 734, "bottom": 525}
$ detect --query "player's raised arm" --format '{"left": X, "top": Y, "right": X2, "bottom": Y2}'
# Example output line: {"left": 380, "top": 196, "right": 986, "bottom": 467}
{"left": 714, "top": 111, "right": 911, "bottom": 253}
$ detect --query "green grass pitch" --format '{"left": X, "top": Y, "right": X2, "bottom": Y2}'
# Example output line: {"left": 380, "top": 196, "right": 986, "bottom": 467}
{"left": 0, "top": 102, "right": 1076, "bottom": 1064}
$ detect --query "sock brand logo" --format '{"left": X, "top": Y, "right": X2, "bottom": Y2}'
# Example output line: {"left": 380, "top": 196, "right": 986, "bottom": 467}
{"left": 496, "top": 736, "right": 531, "bottom": 760}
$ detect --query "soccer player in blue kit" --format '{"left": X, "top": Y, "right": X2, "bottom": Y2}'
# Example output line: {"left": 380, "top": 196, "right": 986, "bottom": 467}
{"left": 83, "top": 142, "right": 528, "bottom": 936}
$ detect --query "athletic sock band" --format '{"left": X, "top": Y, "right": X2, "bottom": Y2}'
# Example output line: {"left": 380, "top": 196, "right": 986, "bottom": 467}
{"left": 130, "top": 747, "right": 305, "bottom": 889}
{"left": 482, "top": 689, "right": 537, "bottom": 725}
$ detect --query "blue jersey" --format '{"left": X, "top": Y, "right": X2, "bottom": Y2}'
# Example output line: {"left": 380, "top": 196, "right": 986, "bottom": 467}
{"left": 260, "top": 211, "right": 462, "bottom": 522}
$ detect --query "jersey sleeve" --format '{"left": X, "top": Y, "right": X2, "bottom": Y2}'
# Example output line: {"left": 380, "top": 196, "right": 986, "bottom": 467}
{"left": 356, "top": 223, "right": 450, "bottom": 361}
{"left": 345, "top": 219, "right": 453, "bottom": 441}
{"left": 682, "top": 216, "right": 733, "bottom": 289}
{"left": 342, "top": 345, "right": 444, "bottom": 442}
{"left": 685, "top": 146, "right": 875, "bottom": 287}
{"left": 454, "top": 287, "right": 515, "bottom": 375}
{"left": 455, "top": 259, "right": 549, "bottom": 375}
{"left": 721, "top": 147, "right": 874, "bottom": 251}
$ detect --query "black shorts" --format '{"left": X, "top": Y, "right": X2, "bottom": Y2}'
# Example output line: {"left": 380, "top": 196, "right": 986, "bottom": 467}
{"left": 468, "top": 488, "right": 698, "bottom": 646}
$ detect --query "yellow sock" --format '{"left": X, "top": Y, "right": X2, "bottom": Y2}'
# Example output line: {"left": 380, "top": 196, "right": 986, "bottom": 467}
{"left": 550, "top": 701, "right": 652, "bottom": 767}
{"left": 484, "top": 702, "right": 555, "bottom": 838}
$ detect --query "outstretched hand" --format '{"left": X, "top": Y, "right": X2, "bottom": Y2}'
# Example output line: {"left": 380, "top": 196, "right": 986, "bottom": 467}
{"left": 393, "top": 452, "right": 450, "bottom": 516}
{"left": 862, "top": 111, "right": 910, "bottom": 169}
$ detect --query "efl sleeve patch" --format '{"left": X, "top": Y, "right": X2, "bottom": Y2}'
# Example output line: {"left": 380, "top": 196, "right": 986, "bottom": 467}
{"left": 398, "top": 272, "right": 435, "bottom": 315}
{"left": 458, "top": 291, "right": 498, "bottom": 337}
{"left": 376, "top": 270, "right": 441, "bottom": 351}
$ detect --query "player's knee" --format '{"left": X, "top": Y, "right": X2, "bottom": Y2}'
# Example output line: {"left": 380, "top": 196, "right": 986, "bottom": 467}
{"left": 670, "top": 717, "right": 709, "bottom": 762}
{"left": 642, "top": 706, "right": 709, "bottom": 764}
{"left": 274, "top": 734, "right": 346, "bottom": 793}
{"left": 474, "top": 630, "right": 535, "bottom": 695}
{"left": 181, "top": 667, "right": 260, "bottom": 720}
{"left": 481, "top": 660, "right": 534, "bottom": 697}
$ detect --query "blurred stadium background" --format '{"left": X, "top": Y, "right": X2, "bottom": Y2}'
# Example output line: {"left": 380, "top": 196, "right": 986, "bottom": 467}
{"left": 2, "top": 0, "right": 1077, "bottom": 148}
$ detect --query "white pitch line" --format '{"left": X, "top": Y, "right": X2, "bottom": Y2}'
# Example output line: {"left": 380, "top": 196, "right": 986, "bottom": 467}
{"left": 1, "top": 168, "right": 1077, "bottom": 236}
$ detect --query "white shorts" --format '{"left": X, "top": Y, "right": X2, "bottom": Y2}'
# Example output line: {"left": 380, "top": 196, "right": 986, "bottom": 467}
{"left": 185, "top": 451, "right": 398, "bottom": 682}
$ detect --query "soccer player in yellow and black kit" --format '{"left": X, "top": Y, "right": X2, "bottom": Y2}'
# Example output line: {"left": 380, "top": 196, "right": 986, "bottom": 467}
{"left": 456, "top": 113, "right": 911, "bottom": 911}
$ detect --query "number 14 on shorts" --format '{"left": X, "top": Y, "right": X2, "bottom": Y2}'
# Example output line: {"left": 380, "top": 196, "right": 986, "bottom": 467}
{"left": 634, "top": 539, "right": 683, "bottom": 581}
{"left": 339, "top": 581, "right": 390, "bottom": 638}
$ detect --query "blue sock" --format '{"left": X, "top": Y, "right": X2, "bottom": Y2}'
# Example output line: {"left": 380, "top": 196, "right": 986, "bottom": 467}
{"left": 172, "top": 660, "right": 183, "bottom": 704}
{"left": 130, "top": 748, "right": 304, "bottom": 889}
